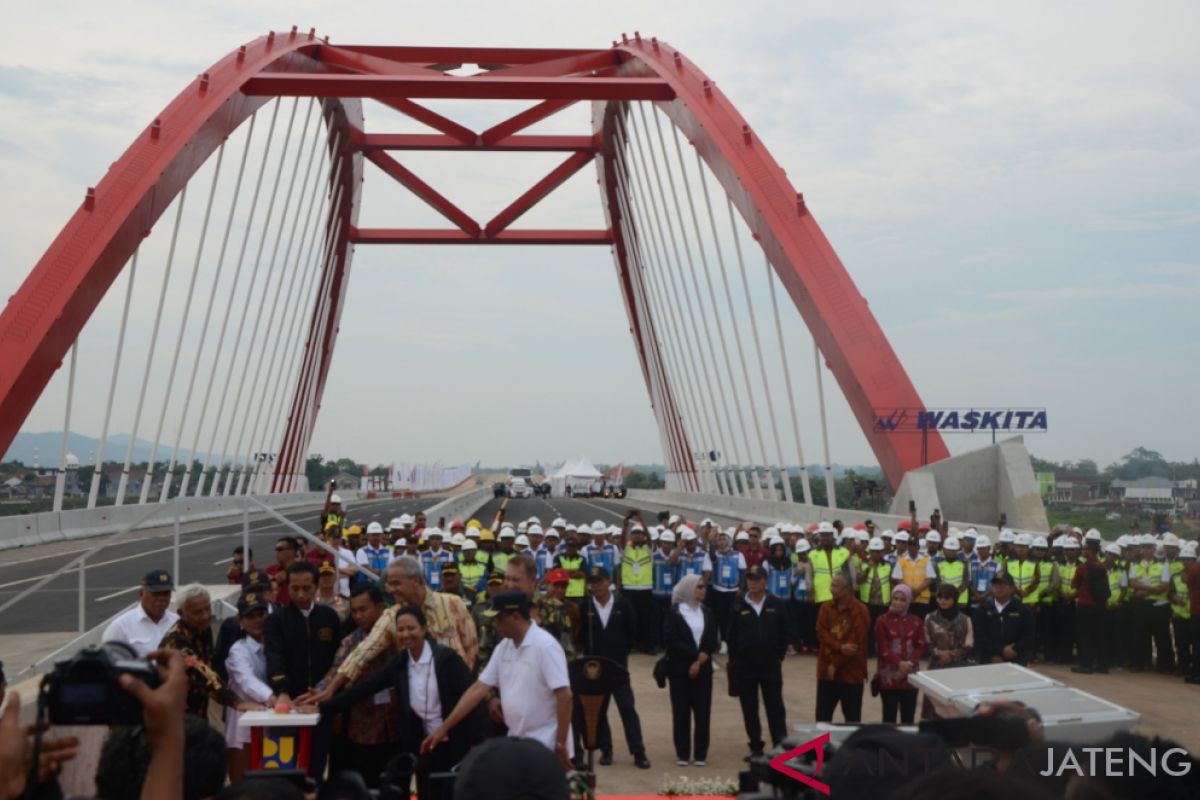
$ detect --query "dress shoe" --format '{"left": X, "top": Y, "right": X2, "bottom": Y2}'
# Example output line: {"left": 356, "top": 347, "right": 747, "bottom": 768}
{"left": 635, "top": 756, "right": 652, "bottom": 769}
{"left": 599, "top": 753, "right": 613, "bottom": 766}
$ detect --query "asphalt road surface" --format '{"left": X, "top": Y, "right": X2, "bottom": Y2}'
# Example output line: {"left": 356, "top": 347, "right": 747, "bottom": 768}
{"left": 471, "top": 494, "right": 746, "bottom": 533}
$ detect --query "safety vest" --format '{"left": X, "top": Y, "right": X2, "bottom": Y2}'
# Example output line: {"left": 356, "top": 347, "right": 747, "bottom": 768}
{"left": 621, "top": 546, "right": 653, "bottom": 588}
{"left": 1146, "top": 561, "right": 1169, "bottom": 600}
{"left": 558, "top": 555, "right": 586, "bottom": 598}
{"left": 1011, "top": 560, "right": 1039, "bottom": 603}
{"left": 459, "top": 561, "right": 487, "bottom": 593}
{"left": 766, "top": 563, "right": 792, "bottom": 599}
{"left": 1172, "top": 573, "right": 1191, "bottom": 620}
{"left": 1039, "top": 561, "right": 1058, "bottom": 605}
{"left": 1107, "top": 566, "right": 1125, "bottom": 608}
{"left": 936, "top": 559, "right": 968, "bottom": 605}
{"left": 421, "top": 550, "right": 452, "bottom": 590}
{"left": 491, "top": 551, "right": 511, "bottom": 574}
{"left": 584, "top": 544, "right": 617, "bottom": 576}
{"left": 1058, "top": 562, "right": 1078, "bottom": 603}
{"left": 858, "top": 562, "right": 892, "bottom": 605}
{"left": 652, "top": 551, "right": 679, "bottom": 597}
{"left": 898, "top": 554, "right": 933, "bottom": 604}
{"left": 713, "top": 551, "right": 743, "bottom": 590}
{"left": 811, "top": 547, "right": 850, "bottom": 603}
{"left": 679, "top": 550, "right": 708, "bottom": 577}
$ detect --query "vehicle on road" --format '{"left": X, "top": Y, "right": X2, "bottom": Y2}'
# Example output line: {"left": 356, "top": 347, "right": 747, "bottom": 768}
{"left": 508, "top": 478, "right": 533, "bottom": 499}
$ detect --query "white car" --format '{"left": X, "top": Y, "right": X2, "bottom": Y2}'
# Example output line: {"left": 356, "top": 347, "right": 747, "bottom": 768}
{"left": 508, "top": 478, "right": 532, "bottom": 499}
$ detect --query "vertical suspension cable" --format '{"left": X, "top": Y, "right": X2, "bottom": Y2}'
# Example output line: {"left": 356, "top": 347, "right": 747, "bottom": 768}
{"left": 630, "top": 104, "right": 749, "bottom": 496}
{"left": 814, "top": 343, "right": 837, "bottom": 507}
{"left": 168, "top": 112, "right": 260, "bottom": 500}
{"left": 210, "top": 97, "right": 302, "bottom": 495}
{"left": 609, "top": 118, "right": 699, "bottom": 492}
{"left": 52, "top": 343, "right": 78, "bottom": 512}
{"left": 619, "top": 108, "right": 735, "bottom": 496}
{"left": 114, "top": 187, "right": 189, "bottom": 506}
{"left": 226, "top": 99, "right": 317, "bottom": 494}
{"left": 763, "top": 251, "right": 813, "bottom": 504}
{"left": 140, "top": 141, "right": 227, "bottom": 504}
{"left": 653, "top": 111, "right": 777, "bottom": 499}
{"left": 618, "top": 110, "right": 723, "bottom": 494}
{"left": 191, "top": 98, "right": 283, "bottom": 496}
{"left": 87, "top": 249, "right": 138, "bottom": 509}
{"left": 715, "top": 171, "right": 793, "bottom": 503}
{"left": 254, "top": 129, "right": 339, "bottom": 494}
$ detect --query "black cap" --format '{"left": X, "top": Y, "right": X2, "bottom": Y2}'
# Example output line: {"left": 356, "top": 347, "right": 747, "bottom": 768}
{"left": 483, "top": 590, "right": 529, "bottom": 618}
{"left": 453, "top": 736, "right": 568, "bottom": 800}
{"left": 237, "top": 591, "right": 269, "bottom": 616}
{"left": 242, "top": 570, "right": 269, "bottom": 591}
{"left": 991, "top": 572, "right": 1015, "bottom": 586}
{"left": 745, "top": 565, "right": 767, "bottom": 580}
{"left": 441, "top": 562, "right": 460, "bottom": 574}
{"left": 486, "top": 571, "right": 505, "bottom": 585}
{"left": 586, "top": 566, "right": 611, "bottom": 582}
{"left": 142, "top": 570, "right": 174, "bottom": 590}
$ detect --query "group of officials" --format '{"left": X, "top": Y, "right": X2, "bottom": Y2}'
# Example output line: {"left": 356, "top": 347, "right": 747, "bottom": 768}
{"left": 99, "top": 490, "right": 1200, "bottom": 794}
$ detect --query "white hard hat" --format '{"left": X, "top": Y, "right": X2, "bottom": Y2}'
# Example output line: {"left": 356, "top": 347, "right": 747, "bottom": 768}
{"left": 880, "top": 529, "right": 894, "bottom": 539}
{"left": 498, "top": 529, "right": 516, "bottom": 539}
{"left": 766, "top": 535, "right": 785, "bottom": 548}
{"left": 387, "top": 517, "right": 405, "bottom": 531}
{"left": 1162, "top": 532, "right": 1180, "bottom": 546}
{"left": 817, "top": 521, "right": 836, "bottom": 535}
{"left": 565, "top": 523, "right": 577, "bottom": 532}
{"left": 514, "top": 535, "right": 530, "bottom": 548}
{"left": 735, "top": 531, "right": 750, "bottom": 542}
{"left": 893, "top": 531, "right": 911, "bottom": 543}
{"left": 795, "top": 539, "right": 812, "bottom": 553}
{"left": 1180, "top": 542, "right": 1197, "bottom": 558}
{"left": 1139, "top": 534, "right": 1156, "bottom": 546}
{"left": 1032, "top": 536, "right": 1048, "bottom": 548}
{"left": 591, "top": 521, "right": 607, "bottom": 535}
{"left": 649, "top": 528, "right": 660, "bottom": 541}
{"left": 527, "top": 516, "right": 542, "bottom": 525}
{"left": 998, "top": 530, "right": 1016, "bottom": 543}
{"left": 962, "top": 528, "right": 978, "bottom": 539}
{"left": 668, "top": 514, "right": 682, "bottom": 525}
{"left": 700, "top": 518, "right": 714, "bottom": 526}
{"left": 867, "top": 537, "right": 884, "bottom": 552}
{"left": 465, "top": 527, "right": 480, "bottom": 539}
{"left": 396, "top": 538, "right": 407, "bottom": 547}
{"left": 426, "top": 527, "right": 444, "bottom": 539}
{"left": 763, "top": 526, "right": 780, "bottom": 539}
{"left": 330, "top": 494, "right": 343, "bottom": 504}
{"left": 1071, "top": 526, "right": 1083, "bottom": 535}
{"left": 528, "top": 523, "right": 544, "bottom": 535}
{"left": 501, "top": 521, "right": 515, "bottom": 530}
{"left": 517, "top": 522, "right": 528, "bottom": 534}
{"left": 552, "top": 517, "right": 567, "bottom": 528}
{"left": 1104, "top": 542, "right": 1122, "bottom": 556}
{"left": 975, "top": 534, "right": 992, "bottom": 548}
{"left": 366, "top": 521, "right": 384, "bottom": 535}
{"left": 925, "top": 531, "right": 942, "bottom": 543}
{"left": 943, "top": 537, "right": 960, "bottom": 550}
{"left": 660, "top": 530, "right": 676, "bottom": 543}
{"left": 545, "top": 527, "right": 560, "bottom": 538}
{"left": 1014, "top": 533, "right": 1033, "bottom": 547}
{"left": 608, "top": 525, "right": 622, "bottom": 536}
{"left": 1084, "top": 529, "right": 1103, "bottom": 543}
{"left": 1062, "top": 537, "right": 1080, "bottom": 549}
{"left": 855, "top": 530, "right": 870, "bottom": 542}
{"left": 681, "top": 529, "right": 697, "bottom": 542}
{"left": 463, "top": 539, "right": 480, "bottom": 552}
{"left": 398, "top": 513, "right": 415, "bottom": 525}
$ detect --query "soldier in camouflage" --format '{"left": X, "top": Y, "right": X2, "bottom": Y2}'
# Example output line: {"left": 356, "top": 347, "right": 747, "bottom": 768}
{"left": 475, "top": 554, "right": 577, "bottom": 673}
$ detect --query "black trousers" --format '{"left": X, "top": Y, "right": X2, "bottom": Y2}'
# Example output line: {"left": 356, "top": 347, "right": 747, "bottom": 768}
{"left": 707, "top": 589, "right": 737, "bottom": 642}
{"left": 597, "top": 682, "right": 647, "bottom": 758}
{"left": 737, "top": 659, "right": 787, "bottom": 751}
{"left": 789, "top": 600, "right": 817, "bottom": 648}
{"left": 1172, "top": 616, "right": 1192, "bottom": 675}
{"left": 653, "top": 595, "right": 671, "bottom": 653}
{"left": 1109, "top": 603, "right": 1130, "bottom": 668}
{"left": 1150, "top": 604, "right": 1175, "bottom": 671}
{"left": 330, "top": 737, "right": 396, "bottom": 789}
{"left": 1128, "top": 600, "right": 1152, "bottom": 669}
{"left": 623, "top": 588, "right": 655, "bottom": 652}
{"left": 866, "top": 605, "right": 886, "bottom": 657}
{"left": 416, "top": 745, "right": 460, "bottom": 800}
{"left": 668, "top": 670, "right": 713, "bottom": 762}
{"left": 1075, "top": 605, "right": 1106, "bottom": 671}
{"left": 880, "top": 688, "right": 918, "bottom": 724}
{"left": 1053, "top": 603, "right": 1076, "bottom": 662}
{"left": 1190, "top": 617, "right": 1200, "bottom": 680}
{"left": 815, "top": 680, "right": 863, "bottom": 724}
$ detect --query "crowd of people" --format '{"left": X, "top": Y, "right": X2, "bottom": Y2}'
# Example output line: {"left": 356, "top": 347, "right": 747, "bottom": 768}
{"left": 4, "top": 488, "right": 1200, "bottom": 799}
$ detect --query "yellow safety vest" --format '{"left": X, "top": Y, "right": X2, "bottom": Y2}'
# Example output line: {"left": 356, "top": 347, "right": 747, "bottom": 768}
{"left": 1039, "top": 562, "right": 1058, "bottom": 605}
{"left": 1107, "top": 565, "right": 1125, "bottom": 608}
{"left": 1058, "top": 562, "right": 1078, "bottom": 602}
{"left": 559, "top": 555, "right": 586, "bottom": 598}
{"left": 1172, "top": 573, "right": 1191, "bottom": 620}
{"left": 937, "top": 560, "right": 968, "bottom": 605}
{"left": 898, "top": 555, "right": 933, "bottom": 604}
{"left": 811, "top": 547, "right": 850, "bottom": 603}
{"left": 1011, "top": 560, "right": 1039, "bottom": 603}
{"left": 459, "top": 561, "right": 486, "bottom": 591}
{"left": 620, "top": 546, "right": 653, "bottom": 588}
{"left": 858, "top": 562, "right": 892, "bottom": 605}
{"left": 1145, "top": 561, "right": 1170, "bottom": 600}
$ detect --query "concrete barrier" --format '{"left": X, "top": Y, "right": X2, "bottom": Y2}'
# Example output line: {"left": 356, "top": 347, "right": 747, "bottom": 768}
{"left": 423, "top": 487, "right": 492, "bottom": 527}
{"left": 0, "top": 491, "right": 363, "bottom": 551}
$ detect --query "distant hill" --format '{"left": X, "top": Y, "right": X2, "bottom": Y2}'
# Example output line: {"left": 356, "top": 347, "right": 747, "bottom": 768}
{"left": 4, "top": 431, "right": 213, "bottom": 466}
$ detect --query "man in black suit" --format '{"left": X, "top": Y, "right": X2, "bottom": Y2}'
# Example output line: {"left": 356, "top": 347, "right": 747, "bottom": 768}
{"left": 581, "top": 567, "right": 651, "bottom": 769}
{"left": 726, "top": 565, "right": 789, "bottom": 758}
{"left": 265, "top": 560, "right": 344, "bottom": 782}
{"left": 973, "top": 572, "right": 1036, "bottom": 665}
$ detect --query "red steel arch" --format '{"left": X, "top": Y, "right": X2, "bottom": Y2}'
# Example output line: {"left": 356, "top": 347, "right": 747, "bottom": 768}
{"left": 0, "top": 34, "right": 946, "bottom": 493}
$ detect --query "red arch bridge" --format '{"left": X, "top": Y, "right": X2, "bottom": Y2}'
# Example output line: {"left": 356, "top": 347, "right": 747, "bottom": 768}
{"left": 0, "top": 29, "right": 952, "bottom": 511}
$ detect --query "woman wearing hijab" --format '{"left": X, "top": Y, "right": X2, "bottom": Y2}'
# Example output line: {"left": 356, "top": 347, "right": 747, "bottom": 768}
{"left": 874, "top": 583, "right": 926, "bottom": 724}
{"left": 316, "top": 605, "right": 484, "bottom": 797}
{"left": 922, "top": 582, "right": 975, "bottom": 718}
{"left": 661, "top": 574, "right": 719, "bottom": 767}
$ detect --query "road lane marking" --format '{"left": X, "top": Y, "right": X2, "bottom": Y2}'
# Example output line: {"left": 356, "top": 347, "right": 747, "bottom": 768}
{"left": 95, "top": 585, "right": 141, "bottom": 601}
{"left": 0, "top": 535, "right": 223, "bottom": 590}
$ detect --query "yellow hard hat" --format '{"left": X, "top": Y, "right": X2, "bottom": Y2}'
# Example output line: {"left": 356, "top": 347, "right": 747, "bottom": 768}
{"left": 345, "top": 524, "right": 363, "bottom": 537}
{"left": 479, "top": 528, "right": 495, "bottom": 542}
{"left": 466, "top": 518, "right": 482, "bottom": 530}
{"left": 323, "top": 520, "right": 341, "bottom": 533}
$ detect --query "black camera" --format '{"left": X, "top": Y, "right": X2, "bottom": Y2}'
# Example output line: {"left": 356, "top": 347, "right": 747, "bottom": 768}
{"left": 43, "top": 641, "right": 161, "bottom": 726}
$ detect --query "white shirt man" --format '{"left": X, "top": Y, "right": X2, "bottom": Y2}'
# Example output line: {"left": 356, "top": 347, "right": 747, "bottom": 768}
{"left": 101, "top": 570, "right": 178, "bottom": 657}
{"left": 479, "top": 620, "right": 573, "bottom": 755}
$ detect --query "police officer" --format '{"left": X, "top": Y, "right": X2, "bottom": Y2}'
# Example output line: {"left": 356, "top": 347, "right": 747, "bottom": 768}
{"left": 972, "top": 572, "right": 1035, "bottom": 666}
{"left": 726, "top": 565, "right": 788, "bottom": 758}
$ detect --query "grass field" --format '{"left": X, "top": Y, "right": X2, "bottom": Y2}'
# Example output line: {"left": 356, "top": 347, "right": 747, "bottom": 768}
{"left": 1045, "top": 506, "right": 1199, "bottom": 540}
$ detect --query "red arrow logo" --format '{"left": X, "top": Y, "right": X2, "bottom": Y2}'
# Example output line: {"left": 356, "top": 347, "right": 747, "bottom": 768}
{"left": 768, "top": 733, "right": 831, "bottom": 796}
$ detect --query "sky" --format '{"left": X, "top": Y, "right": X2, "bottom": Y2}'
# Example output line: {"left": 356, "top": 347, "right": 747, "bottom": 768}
{"left": 1, "top": 1, "right": 1197, "bottom": 472}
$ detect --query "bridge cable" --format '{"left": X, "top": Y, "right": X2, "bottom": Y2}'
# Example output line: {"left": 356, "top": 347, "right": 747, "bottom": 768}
{"left": 813, "top": 343, "right": 837, "bottom": 507}
{"left": 633, "top": 103, "right": 752, "bottom": 497}
{"left": 170, "top": 112, "right": 261, "bottom": 499}
{"left": 114, "top": 185, "right": 189, "bottom": 506}
{"left": 227, "top": 98, "right": 319, "bottom": 494}
{"left": 188, "top": 99, "right": 282, "bottom": 496}
{"left": 761, "top": 249, "right": 814, "bottom": 505}
{"left": 139, "top": 141, "right": 228, "bottom": 504}
{"left": 86, "top": 248, "right": 138, "bottom": 509}
{"left": 52, "top": 343, "right": 78, "bottom": 512}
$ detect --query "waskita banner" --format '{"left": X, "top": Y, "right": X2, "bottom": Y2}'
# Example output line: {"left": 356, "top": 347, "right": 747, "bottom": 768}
{"left": 872, "top": 407, "right": 1048, "bottom": 435}
{"left": 388, "top": 462, "right": 474, "bottom": 492}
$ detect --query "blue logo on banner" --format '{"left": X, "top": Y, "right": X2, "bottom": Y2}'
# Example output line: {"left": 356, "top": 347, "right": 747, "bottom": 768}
{"left": 872, "top": 408, "right": 1047, "bottom": 434}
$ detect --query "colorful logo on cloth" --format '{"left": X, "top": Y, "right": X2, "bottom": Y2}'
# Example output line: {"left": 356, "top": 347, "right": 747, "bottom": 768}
{"left": 261, "top": 731, "right": 299, "bottom": 770}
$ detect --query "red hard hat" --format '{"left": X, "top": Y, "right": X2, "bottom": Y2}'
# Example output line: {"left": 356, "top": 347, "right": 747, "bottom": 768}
{"left": 897, "top": 520, "right": 912, "bottom": 531}
{"left": 545, "top": 568, "right": 570, "bottom": 585}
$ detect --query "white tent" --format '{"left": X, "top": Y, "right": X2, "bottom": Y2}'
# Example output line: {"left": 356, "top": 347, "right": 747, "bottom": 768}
{"left": 550, "top": 456, "right": 603, "bottom": 496}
